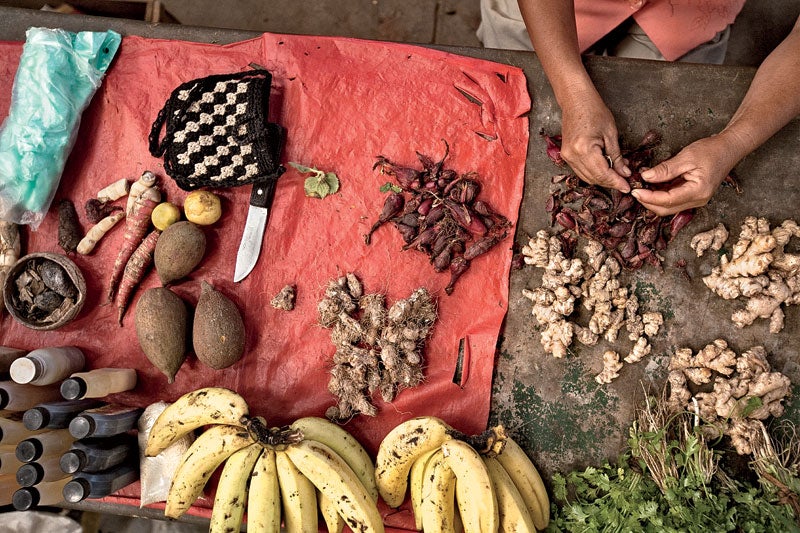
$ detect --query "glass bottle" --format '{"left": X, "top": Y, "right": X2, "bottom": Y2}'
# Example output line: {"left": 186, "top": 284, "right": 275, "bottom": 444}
{"left": 68, "top": 404, "right": 142, "bottom": 439}
{"left": 59, "top": 434, "right": 137, "bottom": 474}
{"left": 12, "top": 476, "right": 69, "bottom": 510}
{"left": 22, "top": 398, "right": 103, "bottom": 431}
{"left": 62, "top": 462, "right": 139, "bottom": 503}
{"left": 9, "top": 346, "right": 85, "bottom": 386}
{"left": 16, "top": 453, "right": 67, "bottom": 486}
{"left": 0, "top": 380, "right": 63, "bottom": 412}
{"left": 16, "top": 428, "right": 75, "bottom": 463}
{"left": 60, "top": 368, "right": 137, "bottom": 400}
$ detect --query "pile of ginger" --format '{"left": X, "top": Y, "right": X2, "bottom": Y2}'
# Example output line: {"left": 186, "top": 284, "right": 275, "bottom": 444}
{"left": 521, "top": 230, "right": 663, "bottom": 384}
{"left": 665, "top": 338, "right": 792, "bottom": 455}
{"left": 693, "top": 217, "right": 800, "bottom": 333}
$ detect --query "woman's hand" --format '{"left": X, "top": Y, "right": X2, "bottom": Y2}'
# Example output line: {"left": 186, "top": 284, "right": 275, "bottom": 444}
{"left": 560, "top": 88, "right": 632, "bottom": 193}
{"left": 632, "top": 134, "right": 739, "bottom": 215}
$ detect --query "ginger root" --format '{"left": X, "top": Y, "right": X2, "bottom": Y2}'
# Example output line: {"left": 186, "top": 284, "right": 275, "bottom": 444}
{"left": 668, "top": 340, "right": 792, "bottom": 455}
{"left": 595, "top": 350, "right": 623, "bottom": 384}
{"left": 690, "top": 223, "right": 728, "bottom": 257}
{"left": 698, "top": 217, "right": 800, "bottom": 332}
{"left": 522, "top": 231, "right": 663, "bottom": 383}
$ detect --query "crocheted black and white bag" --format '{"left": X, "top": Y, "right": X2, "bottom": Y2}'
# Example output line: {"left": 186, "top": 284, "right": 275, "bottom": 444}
{"left": 149, "top": 69, "right": 285, "bottom": 191}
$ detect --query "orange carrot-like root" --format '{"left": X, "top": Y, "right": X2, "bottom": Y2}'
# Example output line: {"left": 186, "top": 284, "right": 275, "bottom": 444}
{"left": 107, "top": 186, "right": 160, "bottom": 304}
{"left": 116, "top": 229, "right": 160, "bottom": 325}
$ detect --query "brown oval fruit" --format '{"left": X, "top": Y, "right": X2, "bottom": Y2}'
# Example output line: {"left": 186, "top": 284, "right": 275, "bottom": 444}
{"left": 154, "top": 221, "right": 206, "bottom": 285}
{"left": 193, "top": 281, "right": 246, "bottom": 369}
{"left": 135, "top": 287, "right": 188, "bottom": 383}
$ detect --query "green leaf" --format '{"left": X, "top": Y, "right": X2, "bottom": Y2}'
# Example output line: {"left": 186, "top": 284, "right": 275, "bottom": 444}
{"left": 379, "top": 182, "right": 402, "bottom": 193}
{"left": 740, "top": 396, "right": 763, "bottom": 418}
{"left": 291, "top": 162, "right": 340, "bottom": 199}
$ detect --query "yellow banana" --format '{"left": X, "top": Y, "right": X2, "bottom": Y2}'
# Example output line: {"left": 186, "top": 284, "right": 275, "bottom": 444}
{"left": 494, "top": 437, "right": 549, "bottom": 530}
{"left": 375, "top": 416, "right": 452, "bottom": 508}
{"left": 285, "top": 439, "right": 384, "bottom": 533}
{"left": 441, "top": 439, "right": 498, "bottom": 533}
{"left": 420, "top": 448, "right": 457, "bottom": 533}
{"left": 291, "top": 416, "right": 378, "bottom": 501}
{"left": 318, "top": 490, "right": 345, "bottom": 533}
{"left": 209, "top": 443, "right": 262, "bottom": 533}
{"left": 484, "top": 456, "right": 536, "bottom": 533}
{"left": 247, "top": 447, "right": 282, "bottom": 533}
{"left": 165, "top": 424, "right": 254, "bottom": 519}
{"left": 276, "top": 450, "right": 318, "bottom": 533}
{"left": 146, "top": 387, "right": 249, "bottom": 456}
{"left": 409, "top": 447, "right": 439, "bottom": 530}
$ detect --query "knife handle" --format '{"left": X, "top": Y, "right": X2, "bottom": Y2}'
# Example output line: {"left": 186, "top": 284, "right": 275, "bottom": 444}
{"left": 250, "top": 179, "right": 277, "bottom": 209}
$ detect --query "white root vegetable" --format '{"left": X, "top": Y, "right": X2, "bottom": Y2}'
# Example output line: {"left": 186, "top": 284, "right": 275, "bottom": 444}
{"left": 97, "top": 178, "right": 131, "bottom": 202}
{"left": 77, "top": 211, "right": 126, "bottom": 255}
{"left": 126, "top": 171, "right": 157, "bottom": 216}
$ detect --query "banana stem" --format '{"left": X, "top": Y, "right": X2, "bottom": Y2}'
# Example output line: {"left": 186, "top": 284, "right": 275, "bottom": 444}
{"left": 243, "top": 417, "right": 304, "bottom": 447}
{"left": 447, "top": 425, "right": 508, "bottom": 456}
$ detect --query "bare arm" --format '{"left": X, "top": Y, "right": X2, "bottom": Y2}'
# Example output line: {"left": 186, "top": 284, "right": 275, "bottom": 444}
{"left": 518, "top": 0, "right": 631, "bottom": 191}
{"left": 635, "top": 16, "right": 800, "bottom": 215}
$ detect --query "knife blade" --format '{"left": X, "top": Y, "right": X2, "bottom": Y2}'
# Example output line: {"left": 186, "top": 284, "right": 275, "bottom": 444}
{"left": 234, "top": 179, "right": 277, "bottom": 282}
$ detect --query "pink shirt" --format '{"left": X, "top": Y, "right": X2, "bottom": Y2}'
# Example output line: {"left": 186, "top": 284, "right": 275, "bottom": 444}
{"left": 575, "top": 0, "right": 746, "bottom": 61}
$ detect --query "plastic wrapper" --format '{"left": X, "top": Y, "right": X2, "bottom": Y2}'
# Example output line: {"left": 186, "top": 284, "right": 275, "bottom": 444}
{"left": 0, "top": 27, "right": 120, "bottom": 227}
{"left": 137, "top": 401, "right": 195, "bottom": 508}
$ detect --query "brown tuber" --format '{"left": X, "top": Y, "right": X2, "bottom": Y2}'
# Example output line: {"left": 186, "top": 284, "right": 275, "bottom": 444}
{"left": 135, "top": 287, "right": 188, "bottom": 383}
{"left": 154, "top": 221, "right": 206, "bottom": 285}
{"left": 193, "top": 281, "right": 246, "bottom": 370}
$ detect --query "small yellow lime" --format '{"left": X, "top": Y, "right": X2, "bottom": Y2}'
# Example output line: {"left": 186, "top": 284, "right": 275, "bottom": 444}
{"left": 151, "top": 202, "right": 181, "bottom": 231}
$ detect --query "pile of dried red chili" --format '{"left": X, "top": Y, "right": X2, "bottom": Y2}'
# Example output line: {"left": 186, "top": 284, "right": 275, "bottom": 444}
{"left": 365, "top": 142, "right": 511, "bottom": 294}
{"left": 543, "top": 130, "right": 694, "bottom": 269}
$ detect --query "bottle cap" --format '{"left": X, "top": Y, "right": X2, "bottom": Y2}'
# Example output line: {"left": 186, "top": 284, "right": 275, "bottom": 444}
{"left": 15, "top": 439, "right": 43, "bottom": 463}
{"left": 15, "top": 463, "right": 43, "bottom": 487}
{"left": 9, "top": 357, "right": 42, "bottom": 384}
{"left": 12, "top": 487, "right": 39, "bottom": 511}
{"left": 60, "top": 377, "right": 87, "bottom": 401}
{"left": 68, "top": 416, "right": 94, "bottom": 439}
{"left": 22, "top": 407, "right": 49, "bottom": 430}
{"left": 60, "top": 450, "right": 87, "bottom": 474}
{"left": 62, "top": 478, "right": 90, "bottom": 503}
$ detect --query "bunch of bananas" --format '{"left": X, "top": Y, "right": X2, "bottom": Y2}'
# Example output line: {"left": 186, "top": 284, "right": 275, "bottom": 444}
{"left": 145, "top": 387, "right": 384, "bottom": 533}
{"left": 375, "top": 416, "right": 550, "bottom": 532}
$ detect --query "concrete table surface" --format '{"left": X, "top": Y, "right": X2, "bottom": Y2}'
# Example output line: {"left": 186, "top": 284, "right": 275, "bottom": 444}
{"left": 1, "top": 4, "right": 798, "bottom": 519}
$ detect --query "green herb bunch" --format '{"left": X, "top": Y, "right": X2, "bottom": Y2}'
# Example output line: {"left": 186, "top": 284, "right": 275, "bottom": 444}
{"left": 547, "top": 396, "right": 800, "bottom": 532}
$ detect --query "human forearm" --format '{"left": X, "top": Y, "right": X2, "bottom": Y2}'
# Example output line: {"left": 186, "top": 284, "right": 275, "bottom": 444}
{"left": 517, "top": 0, "right": 597, "bottom": 106}
{"left": 718, "top": 17, "right": 800, "bottom": 163}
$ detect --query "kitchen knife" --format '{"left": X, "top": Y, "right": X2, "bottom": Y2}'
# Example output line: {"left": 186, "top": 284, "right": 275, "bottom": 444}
{"left": 234, "top": 179, "right": 277, "bottom": 282}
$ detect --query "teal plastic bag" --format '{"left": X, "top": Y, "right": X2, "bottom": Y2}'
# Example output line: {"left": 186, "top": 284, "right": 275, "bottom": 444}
{"left": 0, "top": 27, "right": 121, "bottom": 227}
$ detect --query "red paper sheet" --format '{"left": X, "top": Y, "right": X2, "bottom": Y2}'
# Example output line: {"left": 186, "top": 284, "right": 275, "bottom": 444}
{"left": 0, "top": 33, "right": 529, "bottom": 525}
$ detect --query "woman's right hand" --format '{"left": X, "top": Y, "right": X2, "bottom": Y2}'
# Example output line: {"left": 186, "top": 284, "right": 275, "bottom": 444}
{"left": 560, "top": 88, "right": 632, "bottom": 193}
